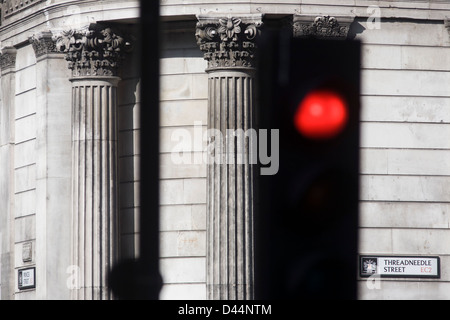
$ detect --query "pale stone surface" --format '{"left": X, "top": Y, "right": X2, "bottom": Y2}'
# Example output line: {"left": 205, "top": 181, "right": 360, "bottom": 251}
{"left": 358, "top": 280, "right": 450, "bottom": 300}
{"left": 160, "top": 179, "right": 207, "bottom": 205}
{"left": 160, "top": 231, "right": 206, "bottom": 257}
{"left": 160, "top": 126, "right": 207, "bottom": 153}
{"left": 160, "top": 257, "right": 206, "bottom": 283}
{"left": 160, "top": 73, "right": 209, "bottom": 101}
{"left": 1, "top": 0, "right": 450, "bottom": 301}
{"left": 357, "top": 20, "right": 447, "bottom": 46}
{"left": 362, "top": 69, "right": 450, "bottom": 96}
{"left": 10, "top": 45, "right": 37, "bottom": 300}
{"left": 158, "top": 23, "right": 209, "bottom": 298}
{"left": 362, "top": 44, "right": 450, "bottom": 71}
{"left": 15, "top": 66, "right": 36, "bottom": 93}
{"left": 360, "top": 202, "right": 450, "bottom": 229}
{"left": 361, "top": 96, "right": 450, "bottom": 123}
{"left": 14, "top": 215, "right": 35, "bottom": 244}
{"left": 361, "top": 122, "right": 450, "bottom": 149}
{"left": 359, "top": 228, "right": 450, "bottom": 256}
{"left": 159, "top": 283, "right": 207, "bottom": 300}
{"left": 160, "top": 0, "right": 450, "bottom": 21}
{"left": 160, "top": 152, "right": 207, "bottom": 179}
{"left": 15, "top": 115, "right": 36, "bottom": 144}
{"left": 13, "top": 191, "right": 36, "bottom": 218}
{"left": 160, "top": 100, "right": 208, "bottom": 127}
{"left": 358, "top": 16, "right": 450, "bottom": 300}
{"left": 33, "top": 42, "right": 72, "bottom": 300}
{"left": 361, "top": 149, "right": 450, "bottom": 176}
{"left": 361, "top": 175, "right": 450, "bottom": 202}
{"left": 15, "top": 90, "right": 37, "bottom": 120}
{"left": 160, "top": 204, "right": 207, "bottom": 232}
{"left": 0, "top": 52, "right": 15, "bottom": 305}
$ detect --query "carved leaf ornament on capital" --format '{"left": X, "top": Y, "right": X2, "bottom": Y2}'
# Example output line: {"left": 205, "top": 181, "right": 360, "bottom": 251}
{"left": 55, "top": 24, "right": 131, "bottom": 77}
{"left": 196, "top": 16, "right": 262, "bottom": 70}
{"left": 293, "top": 15, "right": 351, "bottom": 39}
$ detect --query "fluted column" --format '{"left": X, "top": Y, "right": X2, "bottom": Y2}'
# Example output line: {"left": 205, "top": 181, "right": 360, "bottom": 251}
{"left": 56, "top": 24, "right": 129, "bottom": 300}
{"left": 70, "top": 76, "right": 119, "bottom": 300}
{"left": 196, "top": 14, "right": 263, "bottom": 300}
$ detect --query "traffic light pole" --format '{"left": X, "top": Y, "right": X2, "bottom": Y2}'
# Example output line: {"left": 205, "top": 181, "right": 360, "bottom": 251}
{"left": 137, "top": 0, "right": 163, "bottom": 300}
{"left": 109, "top": 1, "right": 162, "bottom": 300}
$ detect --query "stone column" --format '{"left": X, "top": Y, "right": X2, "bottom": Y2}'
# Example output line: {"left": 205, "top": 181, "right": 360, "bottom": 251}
{"left": 196, "top": 14, "right": 263, "bottom": 300}
{"left": 56, "top": 24, "right": 130, "bottom": 300}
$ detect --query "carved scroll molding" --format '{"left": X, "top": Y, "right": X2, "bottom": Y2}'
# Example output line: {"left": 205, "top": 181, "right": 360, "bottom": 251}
{"left": 196, "top": 14, "right": 263, "bottom": 71}
{"left": 293, "top": 15, "right": 354, "bottom": 39}
{"left": 54, "top": 23, "right": 132, "bottom": 77}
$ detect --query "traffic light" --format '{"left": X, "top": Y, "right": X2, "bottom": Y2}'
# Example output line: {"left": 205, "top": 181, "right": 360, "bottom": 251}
{"left": 255, "top": 31, "right": 360, "bottom": 299}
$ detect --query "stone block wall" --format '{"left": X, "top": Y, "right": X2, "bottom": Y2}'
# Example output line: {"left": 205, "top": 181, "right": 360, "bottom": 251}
{"left": 358, "top": 17, "right": 450, "bottom": 299}
{"left": 158, "top": 23, "right": 208, "bottom": 300}
{"left": 12, "top": 44, "right": 37, "bottom": 300}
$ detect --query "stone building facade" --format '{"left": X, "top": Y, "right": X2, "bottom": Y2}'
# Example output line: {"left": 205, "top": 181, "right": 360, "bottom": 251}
{"left": 0, "top": 0, "right": 450, "bottom": 300}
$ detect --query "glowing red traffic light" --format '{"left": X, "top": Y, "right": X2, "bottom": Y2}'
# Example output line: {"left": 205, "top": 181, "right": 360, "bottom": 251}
{"left": 294, "top": 89, "right": 349, "bottom": 140}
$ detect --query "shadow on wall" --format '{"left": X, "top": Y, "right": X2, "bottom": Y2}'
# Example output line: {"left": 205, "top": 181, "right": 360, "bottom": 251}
{"left": 116, "top": 23, "right": 142, "bottom": 261}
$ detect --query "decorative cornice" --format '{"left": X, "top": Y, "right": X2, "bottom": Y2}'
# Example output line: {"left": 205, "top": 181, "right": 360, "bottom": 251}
{"left": 293, "top": 15, "right": 354, "bottom": 40}
{"left": 196, "top": 14, "right": 263, "bottom": 71}
{"left": 54, "top": 23, "right": 132, "bottom": 77}
{"left": 29, "top": 31, "right": 61, "bottom": 58}
{"left": 0, "top": 46, "right": 17, "bottom": 70}
{"left": 3, "top": 0, "right": 46, "bottom": 18}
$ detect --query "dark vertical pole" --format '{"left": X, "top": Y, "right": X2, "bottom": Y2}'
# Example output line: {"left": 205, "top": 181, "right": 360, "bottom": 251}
{"left": 138, "top": 0, "right": 163, "bottom": 300}
{"left": 109, "top": 1, "right": 162, "bottom": 299}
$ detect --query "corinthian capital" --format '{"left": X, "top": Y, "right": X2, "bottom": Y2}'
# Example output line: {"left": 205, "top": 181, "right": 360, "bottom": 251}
{"left": 196, "top": 14, "right": 263, "bottom": 71}
{"left": 0, "top": 47, "right": 17, "bottom": 70}
{"left": 54, "top": 23, "right": 132, "bottom": 77}
{"left": 293, "top": 15, "right": 354, "bottom": 39}
{"left": 29, "top": 31, "right": 61, "bottom": 58}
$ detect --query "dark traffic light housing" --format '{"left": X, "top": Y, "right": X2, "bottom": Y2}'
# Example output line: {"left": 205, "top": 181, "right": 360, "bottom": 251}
{"left": 256, "top": 31, "right": 361, "bottom": 299}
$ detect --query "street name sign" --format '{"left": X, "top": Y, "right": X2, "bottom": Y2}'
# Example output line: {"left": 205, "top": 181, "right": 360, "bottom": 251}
{"left": 360, "top": 256, "right": 440, "bottom": 278}
{"left": 18, "top": 267, "right": 36, "bottom": 290}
